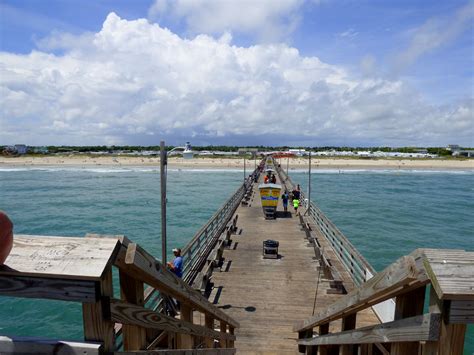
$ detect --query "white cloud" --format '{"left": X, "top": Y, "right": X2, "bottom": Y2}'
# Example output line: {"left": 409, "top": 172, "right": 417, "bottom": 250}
{"left": 0, "top": 13, "right": 472, "bottom": 146}
{"left": 148, "top": 0, "right": 305, "bottom": 42}
{"left": 338, "top": 28, "right": 359, "bottom": 39}
{"left": 393, "top": 2, "right": 474, "bottom": 73}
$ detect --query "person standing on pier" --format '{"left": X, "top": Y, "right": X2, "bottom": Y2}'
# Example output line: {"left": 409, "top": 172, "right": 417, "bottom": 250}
{"left": 293, "top": 198, "right": 300, "bottom": 215}
{"left": 0, "top": 211, "right": 14, "bottom": 265}
{"left": 282, "top": 190, "right": 289, "bottom": 213}
{"left": 167, "top": 248, "right": 183, "bottom": 278}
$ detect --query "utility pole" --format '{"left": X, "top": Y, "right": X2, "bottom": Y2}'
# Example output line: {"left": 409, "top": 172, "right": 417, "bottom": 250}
{"left": 160, "top": 141, "right": 167, "bottom": 263}
{"left": 306, "top": 151, "right": 311, "bottom": 215}
{"left": 243, "top": 153, "right": 246, "bottom": 182}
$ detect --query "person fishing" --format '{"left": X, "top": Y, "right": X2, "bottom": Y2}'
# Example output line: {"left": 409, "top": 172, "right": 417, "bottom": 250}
{"left": 167, "top": 248, "right": 183, "bottom": 278}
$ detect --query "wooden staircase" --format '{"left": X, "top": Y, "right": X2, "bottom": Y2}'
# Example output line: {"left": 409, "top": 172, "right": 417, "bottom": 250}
{"left": 0, "top": 234, "right": 239, "bottom": 354}
{"left": 294, "top": 248, "right": 474, "bottom": 354}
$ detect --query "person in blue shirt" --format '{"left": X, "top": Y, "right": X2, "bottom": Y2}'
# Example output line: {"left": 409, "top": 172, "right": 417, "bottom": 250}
{"left": 167, "top": 248, "right": 183, "bottom": 278}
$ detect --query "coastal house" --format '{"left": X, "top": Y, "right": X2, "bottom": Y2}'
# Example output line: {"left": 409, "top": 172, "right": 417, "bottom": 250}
{"left": 14, "top": 144, "right": 28, "bottom": 155}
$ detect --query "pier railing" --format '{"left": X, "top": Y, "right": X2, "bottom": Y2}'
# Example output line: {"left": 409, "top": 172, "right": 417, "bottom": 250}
{"left": 276, "top": 165, "right": 375, "bottom": 287}
{"left": 0, "top": 234, "right": 240, "bottom": 353}
{"left": 181, "top": 171, "right": 256, "bottom": 285}
{"left": 294, "top": 248, "right": 473, "bottom": 354}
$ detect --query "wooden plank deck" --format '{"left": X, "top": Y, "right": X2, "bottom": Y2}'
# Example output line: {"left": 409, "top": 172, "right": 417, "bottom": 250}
{"left": 210, "top": 174, "right": 380, "bottom": 354}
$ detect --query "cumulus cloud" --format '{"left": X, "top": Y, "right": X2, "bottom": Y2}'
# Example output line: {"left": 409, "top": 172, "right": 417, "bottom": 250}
{"left": 0, "top": 13, "right": 472, "bottom": 146}
{"left": 148, "top": 0, "right": 305, "bottom": 42}
{"left": 393, "top": 1, "right": 474, "bottom": 74}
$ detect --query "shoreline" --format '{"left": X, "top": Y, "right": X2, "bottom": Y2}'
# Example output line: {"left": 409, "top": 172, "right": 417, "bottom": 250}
{"left": 0, "top": 155, "right": 473, "bottom": 170}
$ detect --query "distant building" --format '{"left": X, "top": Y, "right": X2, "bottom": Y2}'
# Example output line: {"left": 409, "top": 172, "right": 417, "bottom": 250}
{"left": 288, "top": 149, "right": 307, "bottom": 157}
{"left": 452, "top": 150, "right": 474, "bottom": 158}
{"left": 14, "top": 144, "right": 28, "bottom": 155}
{"left": 447, "top": 145, "right": 460, "bottom": 152}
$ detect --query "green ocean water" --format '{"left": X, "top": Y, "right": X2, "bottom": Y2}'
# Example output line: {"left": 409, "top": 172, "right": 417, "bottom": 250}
{"left": 0, "top": 166, "right": 473, "bottom": 352}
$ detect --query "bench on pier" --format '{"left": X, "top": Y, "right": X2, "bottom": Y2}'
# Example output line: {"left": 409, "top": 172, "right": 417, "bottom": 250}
{"left": 300, "top": 215, "right": 345, "bottom": 294}
{"left": 194, "top": 214, "right": 240, "bottom": 293}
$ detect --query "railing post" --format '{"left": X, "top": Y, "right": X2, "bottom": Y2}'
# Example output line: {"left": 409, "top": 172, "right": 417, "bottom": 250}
{"left": 318, "top": 323, "right": 338, "bottom": 355}
{"left": 205, "top": 314, "right": 214, "bottom": 348}
{"left": 422, "top": 286, "right": 466, "bottom": 355}
{"left": 119, "top": 270, "right": 147, "bottom": 350}
{"left": 82, "top": 266, "right": 115, "bottom": 351}
{"left": 340, "top": 313, "right": 356, "bottom": 355}
{"left": 229, "top": 326, "right": 235, "bottom": 348}
{"left": 177, "top": 304, "right": 194, "bottom": 349}
{"left": 220, "top": 320, "right": 228, "bottom": 348}
{"left": 298, "top": 329, "right": 315, "bottom": 354}
{"left": 391, "top": 286, "right": 426, "bottom": 355}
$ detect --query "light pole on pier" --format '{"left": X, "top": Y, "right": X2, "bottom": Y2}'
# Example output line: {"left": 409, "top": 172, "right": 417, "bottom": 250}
{"left": 160, "top": 141, "right": 167, "bottom": 263}
{"left": 243, "top": 153, "right": 246, "bottom": 182}
{"left": 305, "top": 151, "right": 312, "bottom": 215}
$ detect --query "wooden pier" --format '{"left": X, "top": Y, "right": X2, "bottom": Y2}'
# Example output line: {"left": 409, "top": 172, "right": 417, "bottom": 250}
{"left": 208, "top": 169, "right": 379, "bottom": 353}
{"left": 0, "top": 157, "right": 472, "bottom": 354}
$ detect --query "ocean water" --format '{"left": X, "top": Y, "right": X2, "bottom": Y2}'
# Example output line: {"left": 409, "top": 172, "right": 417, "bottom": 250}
{"left": 0, "top": 167, "right": 473, "bottom": 352}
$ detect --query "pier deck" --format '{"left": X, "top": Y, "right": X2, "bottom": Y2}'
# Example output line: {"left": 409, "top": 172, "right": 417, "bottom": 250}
{"left": 210, "top": 174, "right": 379, "bottom": 353}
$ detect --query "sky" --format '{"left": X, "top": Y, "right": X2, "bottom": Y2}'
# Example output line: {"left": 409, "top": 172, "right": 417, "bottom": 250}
{"left": 0, "top": 0, "right": 473, "bottom": 147}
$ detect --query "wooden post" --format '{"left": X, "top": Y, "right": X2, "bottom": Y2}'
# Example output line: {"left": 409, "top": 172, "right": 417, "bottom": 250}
{"left": 298, "top": 329, "right": 315, "bottom": 354}
{"left": 229, "top": 326, "right": 235, "bottom": 348}
{"left": 82, "top": 266, "right": 115, "bottom": 351}
{"left": 422, "top": 286, "right": 467, "bottom": 355}
{"left": 177, "top": 304, "right": 194, "bottom": 349}
{"left": 220, "top": 321, "right": 227, "bottom": 348}
{"left": 205, "top": 314, "right": 214, "bottom": 348}
{"left": 391, "top": 286, "right": 426, "bottom": 355}
{"left": 119, "top": 270, "right": 147, "bottom": 350}
{"left": 318, "top": 323, "right": 338, "bottom": 355}
{"left": 341, "top": 313, "right": 356, "bottom": 355}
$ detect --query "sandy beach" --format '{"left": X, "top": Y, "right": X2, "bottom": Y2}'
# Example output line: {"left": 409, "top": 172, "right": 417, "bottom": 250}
{"left": 0, "top": 155, "right": 472, "bottom": 170}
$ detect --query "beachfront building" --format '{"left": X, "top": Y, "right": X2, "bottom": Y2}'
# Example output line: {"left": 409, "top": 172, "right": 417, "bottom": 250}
{"left": 288, "top": 148, "right": 307, "bottom": 156}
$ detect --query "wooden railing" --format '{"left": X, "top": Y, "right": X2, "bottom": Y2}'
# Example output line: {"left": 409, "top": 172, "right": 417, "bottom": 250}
{"left": 181, "top": 169, "right": 257, "bottom": 285}
{"left": 276, "top": 165, "right": 375, "bottom": 286}
{"left": 293, "top": 248, "right": 473, "bottom": 354}
{"left": 0, "top": 235, "right": 240, "bottom": 354}
{"left": 0, "top": 164, "right": 263, "bottom": 354}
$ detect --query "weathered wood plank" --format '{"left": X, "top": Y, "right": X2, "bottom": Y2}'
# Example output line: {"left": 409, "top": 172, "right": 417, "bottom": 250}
{"left": 448, "top": 300, "right": 474, "bottom": 323}
{"left": 119, "top": 270, "right": 147, "bottom": 350}
{"left": 391, "top": 286, "right": 426, "bottom": 355}
{"left": 114, "top": 243, "right": 239, "bottom": 328}
{"left": 0, "top": 274, "right": 98, "bottom": 303}
{"left": 82, "top": 266, "right": 115, "bottom": 351}
{"left": 423, "top": 251, "right": 474, "bottom": 300}
{"left": 0, "top": 335, "right": 102, "bottom": 355}
{"left": 298, "top": 313, "right": 440, "bottom": 346}
{"left": 177, "top": 304, "right": 194, "bottom": 349}
{"left": 109, "top": 299, "right": 235, "bottom": 341}
{"left": 294, "top": 255, "right": 427, "bottom": 332}
{"left": 2, "top": 235, "right": 120, "bottom": 281}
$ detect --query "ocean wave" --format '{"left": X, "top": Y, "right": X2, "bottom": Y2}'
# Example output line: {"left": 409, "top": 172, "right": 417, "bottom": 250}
{"left": 288, "top": 168, "right": 474, "bottom": 175}
{"left": 0, "top": 166, "right": 243, "bottom": 173}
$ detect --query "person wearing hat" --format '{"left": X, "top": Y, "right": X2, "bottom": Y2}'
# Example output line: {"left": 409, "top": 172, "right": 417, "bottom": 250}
{"left": 0, "top": 211, "right": 14, "bottom": 265}
{"left": 167, "top": 248, "right": 183, "bottom": 278}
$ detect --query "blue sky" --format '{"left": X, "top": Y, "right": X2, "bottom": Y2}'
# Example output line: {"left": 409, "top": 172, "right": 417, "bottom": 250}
{"left": 0, "top": 0, "right": 473, "bottom": 146}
